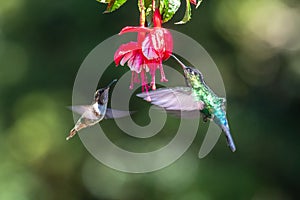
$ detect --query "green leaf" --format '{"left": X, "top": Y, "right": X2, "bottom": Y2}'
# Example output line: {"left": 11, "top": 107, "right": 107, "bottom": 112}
{"left": 137, "top": 0, "right": 153, "bottom": 26}
{"left": 138, "top": 0, "right": 152, "bottom": 12}
{"left": 145, "top": 6, "right": 153, "bottom": 27}
{"left": 175, "top": 0, "right": 191, "bottom": 24}
{"left": 142, "top": 0, "right": 154, "bottom": 27}
{"left": 159, "top": 0, "right": 166, "bottom": 14}
{"left": 145, "top": 0, "right": 152, "bottom": 8}
{"left": 96, "top": 0, "right": 128, "bottom": 13}
{"left": 196, "top": 0, "right": 203, "bottom": 9}
{"left": 160, "top": 0, "right": 181, "bottom": 23}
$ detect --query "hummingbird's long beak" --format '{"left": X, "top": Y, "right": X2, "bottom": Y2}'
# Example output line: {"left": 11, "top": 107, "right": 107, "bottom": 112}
{"left": 171, "top": 54, "right": 187, "bottom": 69}
{"left": 106, "top": 79, "right": 118, "bottom": 89}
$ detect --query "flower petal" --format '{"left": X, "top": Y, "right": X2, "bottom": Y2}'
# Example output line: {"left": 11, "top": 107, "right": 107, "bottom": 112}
{"left": 151, "top": 28, "right": 165, "bottom": 55}
{"left": 162, "top": 29, "right": 173, "bottom": 60}
{"left": 142, "top": 34, "right": 160, "bottom": 60}
{"left": 190, "top": 0, "right": 197, "bottom": 6}
{"left": 142, "top": 28, "right": 173, "bottom": 61}
{"left": 131, "top": 54, "right": 143, "bottom": 73}
{"left": 143, "top": 64, "right": 149, "bottom": 72}
{"left": 120, "top": 51, "right": 133, "bottom": 66}
{"left": 114, "top": 42, "right": 139, "bottom": 65}
{"left": 119, "top": 26, "right": 151, "bottom": 35}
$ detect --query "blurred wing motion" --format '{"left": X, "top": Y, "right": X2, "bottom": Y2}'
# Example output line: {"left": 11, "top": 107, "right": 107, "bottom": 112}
{"left": 165, "top": 110, "right": 204, "bottom": 119}
{"left": 68, "top": 106, "right": 132, "bottom": 119}
{"left": 137, "top": 87, "right": 205, "bottom": 112}
{"left": 104, "top": 108, "right": 133, "bottom": 119}
{"left": 67, "top": 105, "right": 99, "bottom": 120}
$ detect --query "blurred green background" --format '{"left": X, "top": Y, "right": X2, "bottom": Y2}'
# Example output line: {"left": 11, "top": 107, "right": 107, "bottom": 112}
{"left": 1, "top": 0, "right": 300, "bottom": 199}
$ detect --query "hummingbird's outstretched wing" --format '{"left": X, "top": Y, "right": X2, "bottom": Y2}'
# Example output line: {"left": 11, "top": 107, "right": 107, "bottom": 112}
{"left": 104, "top": 109, "right": 133, "bottom": 119}
{"left": 67, "top": 105, "right": 99, "bottom": 120}
{"left": 68, "top": 106, "right": 133, "bottom": 120}
{"left": 166, "top": 110, "right": 206, "bottom": 119}
{"left": 137, "top": 87, "right": 205, "bottom": 111}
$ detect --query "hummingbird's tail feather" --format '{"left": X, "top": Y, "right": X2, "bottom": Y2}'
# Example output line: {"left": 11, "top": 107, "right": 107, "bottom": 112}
{"left": 222, "top": 125, "right": 236, "bottom": 152}
{"left": 66, "top": 128, "right": 77, "bottom": 140}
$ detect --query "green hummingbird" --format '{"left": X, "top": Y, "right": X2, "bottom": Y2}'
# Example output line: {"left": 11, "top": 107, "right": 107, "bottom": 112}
{"left": 67, "top": 79, "right": 131, "bottom": 140}
{"left": 137, "top": 55, "right": 236, "bottom": 152}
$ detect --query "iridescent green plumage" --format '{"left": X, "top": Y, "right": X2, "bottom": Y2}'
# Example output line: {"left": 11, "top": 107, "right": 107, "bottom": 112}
{"left": 173, "top": 55, "right": 236, "bottom": 152}
{"left": 137, "top": 55, "right": 236, "bottom": 152}
{"left": 184, "top": 64, "right": 225, "bottom": 120}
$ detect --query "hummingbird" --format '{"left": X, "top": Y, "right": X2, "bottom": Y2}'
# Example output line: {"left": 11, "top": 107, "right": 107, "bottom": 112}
{"left": 67, "top": 79, "right": 131, "bottom": 140}
{"left": 137, "top": 55, "right": 236, "bottom": 152}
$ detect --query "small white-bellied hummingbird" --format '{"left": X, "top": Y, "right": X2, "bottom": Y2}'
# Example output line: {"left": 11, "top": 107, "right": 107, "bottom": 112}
{"left": 67, "top": 79, "right": 131, "bottom": 140}
{"left": 137, "top": 55, "right": 236, "bottom": 152}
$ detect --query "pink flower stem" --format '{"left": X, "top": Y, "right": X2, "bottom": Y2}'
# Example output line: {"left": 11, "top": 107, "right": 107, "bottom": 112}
{"left": 159, "top": 63, "right": 168, "bottom": 82}
{"left": 134, "top": 71, "right": 140, "bottom": 83}
{"left": 129, "top": 71, "right": 135, "bottom": 89}
{"left": 141, "top": 69, "right": 151, "bottom": 101}
{"left": 151, "top": 71, "right": 156, "bottom": 90}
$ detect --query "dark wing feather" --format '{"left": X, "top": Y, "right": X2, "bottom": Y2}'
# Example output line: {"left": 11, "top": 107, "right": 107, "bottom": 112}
{"left": 136, "top": 87, "right": 204, "bottom": 111}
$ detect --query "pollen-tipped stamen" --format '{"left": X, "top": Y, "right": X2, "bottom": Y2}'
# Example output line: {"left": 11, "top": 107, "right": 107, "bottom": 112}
{"left": 159, "top": 64, "right": 168, "bottom": 82}
{"left": 129, "top": 71, "right": 135, "bottom": 89}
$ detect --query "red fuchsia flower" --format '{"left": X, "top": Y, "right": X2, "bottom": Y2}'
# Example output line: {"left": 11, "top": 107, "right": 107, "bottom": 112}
{"left": 114, "top": 31, "right": 151, "bottom": 93}
{"left": 114, "top": 8, "right": 173, "bottom": 93}
{"left": 190, "top": 0, "right": 197, "bottom": 6}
